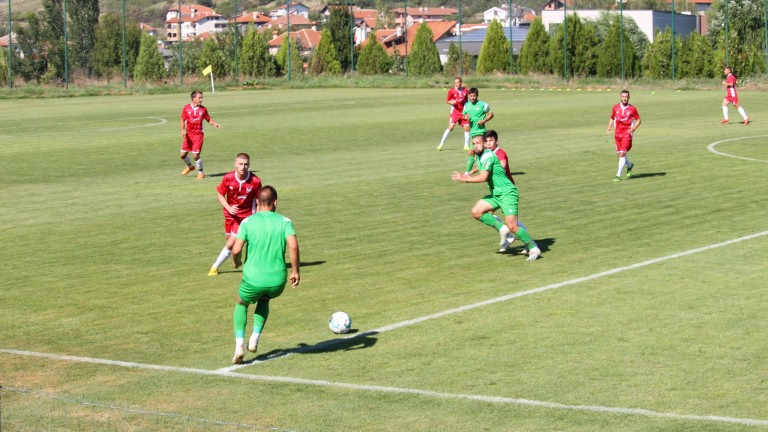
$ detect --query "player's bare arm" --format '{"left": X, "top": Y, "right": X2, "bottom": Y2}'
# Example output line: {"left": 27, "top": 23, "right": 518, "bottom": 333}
{"left": 287, "top": 235, "right": 300, "bottom": 288}
{"left": 452, "top": 170, "right": 489, "bottom": 183}
{"left": 217, "top": 192, "right": 238, "bottom": 215}
{"left": 630, "top": 118, "right": 641, "bottom": 134}
{"left": 479, "top": 111, "right": 494, "bottom": 126}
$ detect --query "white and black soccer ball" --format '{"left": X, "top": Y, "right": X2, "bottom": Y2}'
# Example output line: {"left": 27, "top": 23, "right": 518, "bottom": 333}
{"left": 328, "top": 311, "right": 352, "bottom": 334}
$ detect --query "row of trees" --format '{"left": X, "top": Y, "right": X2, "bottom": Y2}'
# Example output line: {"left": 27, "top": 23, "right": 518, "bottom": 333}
{"left": 1, "top": 0, "right": 766, "bottom": 86}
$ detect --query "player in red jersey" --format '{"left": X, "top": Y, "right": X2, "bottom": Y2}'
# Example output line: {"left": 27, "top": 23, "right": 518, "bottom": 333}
{"left": 607, "top": 90, "right": 641, "bottom": 182}
{"left": 208, "top": 153, "right": 262, "bottom": 276}
{"left": 437, "top": 76, "right": 471, "bottom": 151}
{"left": 721, "top": 66, "right": 749, "bottom": 125}
{"left": 180, "top": 90, "right": 221, "bottom": 179}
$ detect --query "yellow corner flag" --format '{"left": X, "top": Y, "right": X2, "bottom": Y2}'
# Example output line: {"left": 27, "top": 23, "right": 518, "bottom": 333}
{"left": 202, "top": 65, "right": 212, "bottom": 76}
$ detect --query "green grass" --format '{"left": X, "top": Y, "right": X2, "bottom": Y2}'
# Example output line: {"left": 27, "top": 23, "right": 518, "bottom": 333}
{"left": 1, "top": 87, "right": 767, "bottom": 431}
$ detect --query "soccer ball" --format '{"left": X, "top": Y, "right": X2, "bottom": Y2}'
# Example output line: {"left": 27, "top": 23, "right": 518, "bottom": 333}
{"left": 328, "top": 311, "right": 352, "bottom": 334}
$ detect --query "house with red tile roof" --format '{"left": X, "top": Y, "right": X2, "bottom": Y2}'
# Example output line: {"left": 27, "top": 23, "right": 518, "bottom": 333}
{"left": 165, "top": 4, "right": 228, "bottom": 42}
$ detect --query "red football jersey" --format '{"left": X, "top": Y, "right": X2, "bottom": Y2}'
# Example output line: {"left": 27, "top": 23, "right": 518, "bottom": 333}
{"left": 610, "top": 103, "right": 640, "bottom": 137}
{"left": 494, "top": 147, "right": 515, "bottom": 185}
{"left": 725, "top": 73, "right": 738, "bottom": 99}
{"left": 447, "top": 87, "right": 469, "bottom": 114}
{"left": 181, "top": 104, "right": 211, "bottom": 134}
{"left": 216, "top": 172, "right": 262, "bottom": 219}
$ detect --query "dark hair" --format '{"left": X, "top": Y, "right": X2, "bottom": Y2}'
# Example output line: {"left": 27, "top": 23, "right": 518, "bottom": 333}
{"left": 258, "top": 185, "right": 277, "bottom": 205}
{"left": 191, "top": 90, "right": 202, "bottom": 99}
{"left": 484, "top": 130, "right": 498, "bottom": 140}
{"left": 468, "top": 87, "right": 479, "bottom": 95}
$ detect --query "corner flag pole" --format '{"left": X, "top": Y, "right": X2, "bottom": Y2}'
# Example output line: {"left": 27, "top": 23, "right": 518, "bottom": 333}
{"left": 210, "top": 71, "right": 215, "bottom": 93}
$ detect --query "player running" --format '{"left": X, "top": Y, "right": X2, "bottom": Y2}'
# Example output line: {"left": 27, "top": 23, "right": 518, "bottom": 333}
{"left": 180, "top": 90, "right": 221, "bottom": 179}
{"left": 437, "top": 77, "right": 470, "bottom": 151}
{"left": 721, "top": 66, "right": 749, "bottom": 125}
{"left": 209, "top": 153, "right": 262, "bottom": 276}
{"left": 452, "top": 135, "right": 541, "bottom": 261}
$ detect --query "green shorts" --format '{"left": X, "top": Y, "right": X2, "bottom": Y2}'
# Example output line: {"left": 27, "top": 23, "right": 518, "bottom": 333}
{"left": 238, "top": 281, "right": 286, "bottom": 304}
{"left": 482, "top": 190, "right": 519, "bottom": 216}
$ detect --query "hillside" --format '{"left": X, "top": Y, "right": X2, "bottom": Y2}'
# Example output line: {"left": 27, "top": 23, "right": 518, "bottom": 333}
{"left": 4, "top": 0, "right": 547, "bottom": 34}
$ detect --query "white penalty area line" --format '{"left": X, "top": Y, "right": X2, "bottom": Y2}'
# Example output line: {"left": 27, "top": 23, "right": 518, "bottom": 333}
{"left": 3, "top": 231, "right": 768, "bottom": 427}
{"left": 221, "top": 229, "right": 768, "bottom": 373}
{"left": 707, "top": 135, "right": 768, "bottom": 163}
{"left": 2, "top": 348, "right": 768, "bottom": 427}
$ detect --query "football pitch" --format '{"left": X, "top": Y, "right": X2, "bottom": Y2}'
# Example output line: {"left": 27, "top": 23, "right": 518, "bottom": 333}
{"left": 1, "top": 86, "right": 767, "bottom": 431}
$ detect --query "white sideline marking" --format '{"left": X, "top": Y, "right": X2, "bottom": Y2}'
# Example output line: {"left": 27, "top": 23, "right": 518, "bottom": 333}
{"left": 3, "top": 231, "right": 768, "bottom": 426}
{"left": 707, "top": 135, "right": 768, "bottom": 163}
{"left": 2, "top": 348, "right": 768, "bottom": 427}
{"left": 221, "top": 229, "right": 768, "bottom": 372}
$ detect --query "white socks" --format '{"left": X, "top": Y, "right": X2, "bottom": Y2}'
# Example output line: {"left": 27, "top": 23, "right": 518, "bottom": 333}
{"left": 617, "top": 156, "right": 628, "bottom": 177}
{"left": 464, "top": 131, "right": 470, "bottom": 148}
{"left": 195, "top": 159, "right": 203, "bottom": 172}
{"left": 212, "top": 247, "right": 232, "bottom": 269}
{"left": 182, "top": 156, "right": 192, "bottom": 167}
{"left": 738, "top": 106, "right": 748, "bottom": 120}
{"left": 440, "top": 129, "right": 451, "bottom": 146}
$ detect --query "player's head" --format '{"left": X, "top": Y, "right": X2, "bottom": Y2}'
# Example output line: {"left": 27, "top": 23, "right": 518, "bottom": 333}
{"left": 484, "top": 130, "right": 499, "bottom": 149}
{"left": 620, "top": 90, "right": 630, "bottom": 105}
{"left": 191, "top": 90, "right": 203, "bottom": 105}
{"left": 724, "top": 65, "right": 732, "bottom": 74}
{"left": 471, "top": 134, "right": 485, "bottom": 155}
{"left": 454, "top": 77, "right": 462, "bottom": 88}
{"left": 258, "top": 185, "right": 278, "bottom": 209}
{"left": 468, "top": 88, "right": 479, "bottom": 102}
{"left": 234, "top": 153, "right": 250, "bottom": 175}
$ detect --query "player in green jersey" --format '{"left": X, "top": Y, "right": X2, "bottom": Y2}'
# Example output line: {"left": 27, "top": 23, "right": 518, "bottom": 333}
{"left": 230, "top": 186, "right": 301, "bottom": 364}
{"left": 451, "top": 135, "right": 542, "bottom": 261}
{"left": 462, "top": 88, "right": 494, "bottom": 139}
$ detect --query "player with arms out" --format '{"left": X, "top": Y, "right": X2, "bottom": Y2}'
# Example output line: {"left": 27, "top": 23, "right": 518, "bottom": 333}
{"left": 180, "top": 90, "right": 221, "bottom": 179}
{"left": 209, "top": 153, "right": 262, "bottom": 276}
{"left": 721, "top": 66, "right": 749, "bottom": 125}
{"left": 437, "top": 76, "right": 470, "bottom": 151}
{"left": 452, "top": 134, "right": 541, "bottom": 261}
{"left": 230, "top": 186, "right": 300, "bottom": 364}
{"left": 607, "top": 89, "right": 641, "bottom": 182}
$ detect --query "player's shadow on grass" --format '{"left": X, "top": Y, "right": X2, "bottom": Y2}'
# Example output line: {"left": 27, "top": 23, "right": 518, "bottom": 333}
{"left": 250, "top": 330, "right": 379, "bottom": 363}
{"left": 501, "top": 237, "right": 555, "bottom": 256}
{"left": 627, "top": 172, "right": 666, "bottom": 179}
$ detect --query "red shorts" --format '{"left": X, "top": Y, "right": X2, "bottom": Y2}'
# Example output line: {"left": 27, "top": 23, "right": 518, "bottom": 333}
{"left": 615, "top": 134, "right": 633, "bottom": 153}
{"left": 450, "top": 111, "right": 467, "bottom": 126}
{"left": 181, "top": 133, "right": 204, "bottom": 153}
{"left": 724, "top": 95, "right": 739, "bottom": 105}
{"left": 224, "top": 215, "right": 245, "bottom": 236}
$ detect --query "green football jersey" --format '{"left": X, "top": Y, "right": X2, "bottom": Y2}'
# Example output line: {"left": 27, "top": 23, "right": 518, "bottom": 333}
{"left": 462, "top": 99, "right": 490, "bottom": 137}
{"left": 237, "top": 211, "right": 296, "bottom": 287}
{"left": 479, "top": 149, "right": 516, "bottom": 196}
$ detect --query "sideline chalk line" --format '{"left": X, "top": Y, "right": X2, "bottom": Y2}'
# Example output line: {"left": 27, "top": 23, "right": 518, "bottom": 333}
{"left": 2, "top": 347, "right": 767, "bottom": 427}
{"left": 3, "top": 230, "right": 768, "bottom": 427}
{"left": 221, "top": 229, "right": 768, "bottom": 371}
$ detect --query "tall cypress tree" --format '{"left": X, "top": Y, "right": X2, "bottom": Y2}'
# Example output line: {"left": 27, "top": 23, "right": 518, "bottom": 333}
{"left": 597, "top": 17, "right": 639, "bottom": 78}
{"left": 409, "top": 22, "right": 442, "bottom": 76}
{"left": 310, "top": 28, "right": 341, "bottom": 75}
{"left": 519, "top": 17, "right": 550, "bottom": 74}
{"left": 326, "top": 4, "right": 353, "bottom": 72}
{"left": 134, "top": 33, "right": 165, "bottom": 81}
{"left": 477, "top": 19, "right": 509, "bottom": 74}
{"left": 357, "top": 33, "right": 391, "bottom": 75}
{"left": 68, "top": 0, "right": 100, "bottom": 74}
